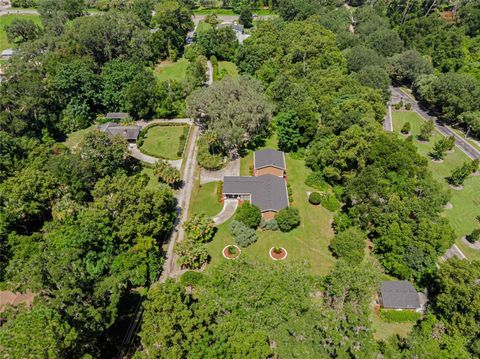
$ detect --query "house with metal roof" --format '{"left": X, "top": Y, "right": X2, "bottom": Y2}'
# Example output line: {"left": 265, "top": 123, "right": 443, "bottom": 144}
{"left": 254, "top": 148, "right": 286, "bottom": 177}
{"left": 380, "top": 281, "right": 421, "bottom": 311}
{"left": 98, "top": 122, "right": 141, "bottom": 142}
{"left": 223, "top": 149, "right": 289, "bottom": 220}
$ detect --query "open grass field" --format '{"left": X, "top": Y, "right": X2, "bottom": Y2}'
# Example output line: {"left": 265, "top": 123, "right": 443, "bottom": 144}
{"left": 140, "top": 125, "right": 187, "bottom": 160}
{"left": 189, "top": 180, "right": 223, "bottom": 218}
{"left": 192, "top": 135, "right": 336, "bottom": 276}
{"left": 154, "top": 59, "right": 189, "bottom": 83}
{"left": 370, "top": 308, "right": 415, "bottom": 341}
{"left": 0, "top": 14, "right": 42, "bottom": 51}
{"left": 392, "top": 111, "right": 480, "bottom": 261}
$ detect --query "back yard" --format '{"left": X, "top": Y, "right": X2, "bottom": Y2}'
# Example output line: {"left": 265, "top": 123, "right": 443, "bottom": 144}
{"left": 392, "top": 111, "right": 480, "bottom": 261}
{"left": 0, "top": 14, "right": 42, "bottom": 51}
{"left": 154, "top": 59, "right": 189, "bottom": 82}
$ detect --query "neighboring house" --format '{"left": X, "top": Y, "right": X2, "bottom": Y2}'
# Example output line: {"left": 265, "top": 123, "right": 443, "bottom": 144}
{"left": 1, "top": 48, "right": 14, "bottom": 60}
{"left": 223, "top": 149, "right": 289, "bottom": 220}
{"left": 217, "top": 22, "right": 250, "bottom": 44}
{"left": 98, "top": 122, "right": 141, "bottom": 142}
{"left": 106, "top": 112, "right": 130, "bottom": 121}
{"left": 254, "top": 148, "right": 286, "bottom": 177}
{"left": 380, "top": 281, "right": 421, "bottom": 311}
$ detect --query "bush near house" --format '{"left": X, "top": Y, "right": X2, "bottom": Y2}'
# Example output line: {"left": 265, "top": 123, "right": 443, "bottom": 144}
{"left": 276, "top": 207, "right": 300, "bottom": 232}
{"left": 230, "top": 220, "right": 258, "bottom": 247}
{"left": 401, "top": 122, "right": 411, "bottom": 134}
{"left": 235, "top": 203, "right": 262, "bottom": 229}
{"left": 309, "top": 192, "right": 322, "bottom": 205}
{"left": 380, "top": 310, "right": 421, "bottom": 323}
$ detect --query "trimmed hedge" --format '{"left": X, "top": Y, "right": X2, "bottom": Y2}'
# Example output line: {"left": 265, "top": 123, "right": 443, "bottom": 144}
{"left": 309, "top": 192, "right": 321, "bottom": 205}
{"left": 380, "top": 310, "right": 421, "bottom": 323}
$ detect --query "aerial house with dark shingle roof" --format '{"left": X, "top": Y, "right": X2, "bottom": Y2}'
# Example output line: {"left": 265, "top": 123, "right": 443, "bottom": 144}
{"left": 254, "top": 148, "right": 286, "bottom": 177}
{"left": 98, "top": 122, "right": 141, "bottom": 142}
{"left": 380, "top": 281, "right": 421, "bottom": 311}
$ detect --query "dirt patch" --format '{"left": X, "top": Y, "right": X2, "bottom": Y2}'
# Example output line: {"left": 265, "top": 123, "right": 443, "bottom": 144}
{"left": 444, "top": 202, "right": 453, "bottom": 209}
{"left": 417, "top": 140, "right": 430, "bottom": 144}
{"left": 431, "top": 158, "right": 444, "bottom": 163}
{"left": 269, "top": 247, "right": 288, "bottom": 261}
{"left": 472, "top": 171, "right": 480, "bottom": 177}
{"left": 449, "top": 184, "right": 463, "bottom": 191}
{"left": 223, "top": 245, "right": 240, "bottom": 259}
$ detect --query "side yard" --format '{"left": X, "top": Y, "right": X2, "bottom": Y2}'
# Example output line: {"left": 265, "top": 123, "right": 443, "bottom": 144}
{"left": 392, "top": 111, "right": 480, "bottom": 261}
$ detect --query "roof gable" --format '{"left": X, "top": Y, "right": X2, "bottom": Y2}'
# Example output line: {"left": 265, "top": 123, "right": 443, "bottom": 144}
{"left": 254, "top": 149, "right": 286, "bottom": 170}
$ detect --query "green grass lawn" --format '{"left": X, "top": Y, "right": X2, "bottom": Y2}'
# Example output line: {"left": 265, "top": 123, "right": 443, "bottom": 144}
{"left": 140, "top": 125, "right": 187, "bottom": 160}
{"left": 195, "top": 21, "right": 212, "bottom": 34}
{"left": 63, "top": 125, "right": 96, "bottom": 152}
{"left": 154, "top": 59, "right": 189, "bottom": 83}
{"left": 140, "top": 167, "right": 160, "bottom": 190}
{"left": 392, "top": 111, "right": 480, "bottom": 261}
{"left": 0, "top": 14, "right": 42, "bottom": 51}
{"left": 198, "top": 136, "right": 336, "bottom": 276}
{"left": 189, "top": 180, "right": 223, "bottom": 218}
{"left": 370, "top": 308, "right": 415, "bottom": 341}
{"left": 213, "top": 61, "right": 238, "bottom": 81}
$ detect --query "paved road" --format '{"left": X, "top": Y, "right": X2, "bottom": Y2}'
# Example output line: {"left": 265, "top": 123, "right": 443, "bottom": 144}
{"left": 391, "top": 87, "right": 480, "bottom": 160}
{"left": 441, "top": 244, "right": 467, "bottom": 261}
{"left": 206, "top": 60, "right": 213, "bottom": 85}
{"left": 0, "top": 9, "right": 39, "bottom": 16}
{"left": 200, "top": 157, "right": 240, "bottom": 184}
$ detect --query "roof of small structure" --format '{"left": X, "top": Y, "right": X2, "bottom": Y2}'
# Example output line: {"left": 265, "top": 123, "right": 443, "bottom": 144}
{"left": 380, "top": 281, "right": 421, "bottom": 309}
{"left": 254, "top": 149, "right": 286, "bottom": 170}
{"left": 223, "top": 174, "right": 289, "bottom": 212}
{"left": 106, "top": 112, "right": 130, "bottom": 119}
{"left": 98, "top": 122, "right": 141, "bottom": 141}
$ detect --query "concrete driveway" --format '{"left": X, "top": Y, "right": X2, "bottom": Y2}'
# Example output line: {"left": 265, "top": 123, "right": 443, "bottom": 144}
{"left": 213, "top": 199, "right": 238, "bottom": 225}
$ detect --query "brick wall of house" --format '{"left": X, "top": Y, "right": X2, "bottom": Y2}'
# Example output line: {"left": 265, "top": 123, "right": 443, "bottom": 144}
{"left": 254, "top": 166, "right": 284, "bottom": 177}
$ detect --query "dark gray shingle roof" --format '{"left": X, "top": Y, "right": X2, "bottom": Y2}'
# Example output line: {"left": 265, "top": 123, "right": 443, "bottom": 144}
{"left": 223, "top": 174, "right": 289, "bottom": 212}
{"left": 106, "top": 112, "right": 130, "bottom": 119}
{"left": 380, "top": 281, "right": 420, "bottom": 309}
{"left": 98, "top": 122, "right": 141, "bottom": 141}
{"left": 254, "top": 149, "right": 286, "bottom": 170}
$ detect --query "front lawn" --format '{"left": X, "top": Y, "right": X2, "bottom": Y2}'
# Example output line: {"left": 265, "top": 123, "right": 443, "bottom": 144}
{"left": 64, "top": 125, "right": 96, "bottom": 151}
{"left": 154, "top": 59, "right": 189, "bottom": 83}
{"left": 0, "top": 14, "right": 42, "bottom": 51}
{"left": 140, "top": 125, "right": 188, "bottom": 160}
{"left": 189, "top": 180, "right": 223, "bottom": 218}
{"left": 392, "top": 111, "right": 480, "bottom": 261}
{"left": 203, "top": 137, "right": 336, "bottom": 276}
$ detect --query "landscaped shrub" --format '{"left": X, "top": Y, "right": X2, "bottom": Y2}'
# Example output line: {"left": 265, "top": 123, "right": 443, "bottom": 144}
{"left": 418, "top": 120, "right": 434, "bottom": 141}
{"left": 308, "top": 192, "right": 321, "bottom": 205}
{"left": 305, "top": 172, "right": 328, "bottom": 191}
{"left": 287, "top": 182, "right": 293, "bottom": 203}
{"left": 394, "top": 101, "right": 403, "bottom": 110}
{"left": 235, "top": 203, "right": 262, "bottom": 229}
{"left": 260, "top": 219, "right": 279, "bottom": 231}
{"left": 276, "top": 207, "right": 300, "bottom": 232}
{"left": 179, "top": 271, "right": 205, "bottom": 287}
{"left": 380, "top": 310, "right": 421, "bottom": 323}
{"left": 230, "top": 220, "right": 258, "bottom": 247}
{"left": 332, "top": 185, "right": 344, "bottom": 199}
{"left": 216, "top": 181, "right": 223, "bottom": 203}
{"left": 405, "top": 102, "right": 412, "bottom": 110}
{"left": 332, "top": 212, "right": 353, "bottom": 233}
{"left": 321, "top": 193, "right": 341, "bottom": 212}
{"left": 466, "top": 229, "right": 480, "bottom": 243}
{"left": 183, "top": 214, "right": 216, "bottom": 243}
{"left": 401, "top": 122, "right": 411, "bottom": 134}
{"left": 176, "top": 239, "right": 210, "bottom": 269}
{"left": 329, "top": 227, "right": 366, "bottom": 264}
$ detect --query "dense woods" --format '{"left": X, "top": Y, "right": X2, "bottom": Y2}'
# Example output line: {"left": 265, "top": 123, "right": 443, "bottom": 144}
{"left": 1, "top": 0, "right": 479, "bottom": 358}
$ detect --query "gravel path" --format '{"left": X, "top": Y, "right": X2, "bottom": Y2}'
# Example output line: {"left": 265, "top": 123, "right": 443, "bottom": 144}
{"left": 128, "top": 144, "right": 182, "bottom": 169}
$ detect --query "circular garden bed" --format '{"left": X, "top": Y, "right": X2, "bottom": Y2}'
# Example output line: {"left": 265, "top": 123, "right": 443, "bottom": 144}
{"left": 269, "top": 247, "right": 288, "bottom": 261}
{"left": 223, "top": 245, "right": 241, "bottom": 260}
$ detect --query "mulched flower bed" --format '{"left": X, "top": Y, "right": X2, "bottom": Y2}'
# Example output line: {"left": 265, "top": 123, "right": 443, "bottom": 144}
{"left": 223, "top": 245, "right": 240, "bottom": 260}
{"left": 269, "top": 247, "right": 288, "bottom": 261}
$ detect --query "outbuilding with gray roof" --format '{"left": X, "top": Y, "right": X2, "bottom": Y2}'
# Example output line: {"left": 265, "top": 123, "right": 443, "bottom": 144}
{"left": 380, "top": 281, "right": 421, "bottom": 310}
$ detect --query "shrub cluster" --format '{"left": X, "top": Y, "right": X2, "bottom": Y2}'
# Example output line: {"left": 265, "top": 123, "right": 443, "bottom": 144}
{"left": 305, "top": 172, "right": 328, "bottom": 191}
{"left": 466, "top": 229, "right": 480, "bottom": 243}
{"left": 329, "top": 227, "right": 366, "bottom": 264}
{"left": 260, "top": 219, "right": 279, "bottom": 231}
{"left": 231, "top": 220, "right": 258, "bottom": 247}
{"left": 401, "top": 122, "right": 411, "bottom": 134}
{"left": 197, "top": 136, "right": 224, "bottom": 170}
{"left": 276, "top": 207, "right": 300, "bottom": 232}
{"left": 321, "top": 193, "right": 341, "bottom": 212}
{"left": 308, "top": 192, "right": 321, "bottom": 205}
{"left": 177, "top": 126, "right": 190, "bottom": 157}
{"left": 235, "top": 203, "right": 262, "bottom": 229}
